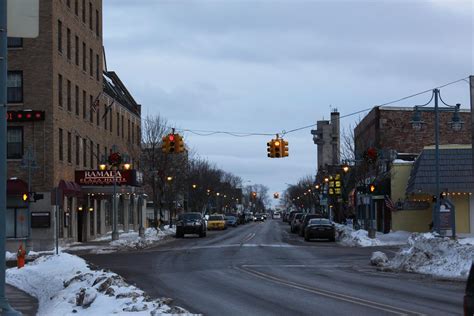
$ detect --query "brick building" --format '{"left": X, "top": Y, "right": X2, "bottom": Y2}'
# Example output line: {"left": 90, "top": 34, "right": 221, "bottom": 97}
{"left": 353, "top": 105, "right": 471, "bottom": 233}
{"left": 311, "top": 110, "right": 340, "bottom": 171}
{"left": 6, "top": 0, "right": 143, "bottom": 251}
{"left": 354, "top": 106, "right": 471, "bottom": 158}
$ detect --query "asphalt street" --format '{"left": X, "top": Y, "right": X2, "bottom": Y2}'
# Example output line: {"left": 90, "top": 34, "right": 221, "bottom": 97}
{"left": 83, "top": 219, "right": 466, "bottom": 316}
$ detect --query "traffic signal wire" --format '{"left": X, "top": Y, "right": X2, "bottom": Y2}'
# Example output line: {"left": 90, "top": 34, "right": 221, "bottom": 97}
{"left": 169, "top": 76, "right": 469, "bottom": 138}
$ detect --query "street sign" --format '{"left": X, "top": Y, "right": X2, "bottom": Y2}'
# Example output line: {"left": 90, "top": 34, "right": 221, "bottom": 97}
{"left": 7, "top": 0, "right": 39, "bottom": 38}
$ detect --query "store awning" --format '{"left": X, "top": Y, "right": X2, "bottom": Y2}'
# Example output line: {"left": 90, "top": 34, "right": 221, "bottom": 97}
{"left": 58, "top": 180, "right": 82, "bottom": 197}
{"left": 7, "top": 179, "right": 28, "bottom": 195}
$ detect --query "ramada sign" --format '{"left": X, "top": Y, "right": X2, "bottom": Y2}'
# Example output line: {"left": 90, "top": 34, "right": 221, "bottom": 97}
{"left": 75, "top": 170, "right": 141, "bottom": 186}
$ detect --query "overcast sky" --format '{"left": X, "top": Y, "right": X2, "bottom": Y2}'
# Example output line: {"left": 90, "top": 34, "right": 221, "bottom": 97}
{"left": 103, "top": 0, "right": 473, "bottom": 206}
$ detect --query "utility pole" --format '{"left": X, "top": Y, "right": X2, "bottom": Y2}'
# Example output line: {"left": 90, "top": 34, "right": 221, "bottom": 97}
{"left": 470, "top": 76, "right": 474, "bottom": 186}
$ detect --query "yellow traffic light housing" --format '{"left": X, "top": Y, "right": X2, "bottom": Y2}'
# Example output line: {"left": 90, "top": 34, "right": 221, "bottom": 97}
{"left": 267, "top": 140, "right": 274, "bottom": 158}
{"left": 175, "top": 134, "right": 185, "bottom": 153}
{"left": 282, "top": 139, "right": 288, "bottom": 157}
{"left": 161, "top": 136, "right": 169, "bottom": 153}
{"left": 274, "top": 139, "right": 281, "bottom": 158}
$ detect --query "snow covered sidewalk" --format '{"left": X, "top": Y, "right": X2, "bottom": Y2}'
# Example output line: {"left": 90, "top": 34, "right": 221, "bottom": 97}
{"left": 336, "top": 224, "right": 411, "bottom": 247}
{"left": 386, "top": 233, "right": 474, "bottom": 280}
{"left": 6, "top": 253, "right": 194, "bottom": 316}
{"left": 67, "top": 226, "right": 176, "bottom": 255}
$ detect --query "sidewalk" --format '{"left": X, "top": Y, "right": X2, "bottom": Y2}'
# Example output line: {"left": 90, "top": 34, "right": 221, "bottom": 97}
{"left": 6, "top": 284, "right": 38, "bottom": 316}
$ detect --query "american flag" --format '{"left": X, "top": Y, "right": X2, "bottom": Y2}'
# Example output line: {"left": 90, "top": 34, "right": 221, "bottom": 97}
{"left": 384, "top": 195, "right": 397, "bottom": 211}
{"left": 91, "top": 92, "right": 102, "bottom": 112}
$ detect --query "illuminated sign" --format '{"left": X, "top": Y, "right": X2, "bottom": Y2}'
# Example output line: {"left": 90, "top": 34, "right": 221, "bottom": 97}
{"left": 75, "top": 170, "right": 143, "bottom": 186}
{"left": 7, "top": 110, "right": 45, "bottom": 122}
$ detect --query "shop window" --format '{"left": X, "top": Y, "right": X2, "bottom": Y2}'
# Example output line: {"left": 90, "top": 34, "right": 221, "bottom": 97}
{"left": 7, "top": 127, "right": 23, "bottom": 159}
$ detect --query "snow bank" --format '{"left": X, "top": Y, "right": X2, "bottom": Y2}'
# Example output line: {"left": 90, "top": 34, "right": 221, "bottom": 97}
{"left": 336, "top": 224, "right": 411, "bottom": 247}
{"left": 109, "top": 228, "right": 175, "bottom": 250}
{"left": 389, "top": 233, "right": 474, "bottom": 279}
{"left": 370, "top": 251, "right": 389, "bottom": 267}
{"left": 6, "top": 253, "right": 194, "bottom": 315}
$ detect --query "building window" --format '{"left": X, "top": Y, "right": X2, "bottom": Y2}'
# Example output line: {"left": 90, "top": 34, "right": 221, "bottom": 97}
{"left": 95, "top": 54, "right": 99, "bottom": 81}
{"left": 110, "top": 108, "right": 113, "bottom": 133}
{"left": 104, "top": 104, "right": 108, "bottom": 130}
{"left": 67, "top": 0, "right": 71, "bottom": 7}
{"left": 96, "top": 105, "right": 100, "bottom": 126}
{"left": 67, "top": 131, "right": 72, "bottom": 163}
{"left": 89, "top": 48, "right": 93, "bottom": 76}
{"left": 75, "top": 85, "right": 79, "bottom": 115}
{"left": 121, "top": 115, "right": 124, "bottom": 139}
{"left": 75, "top": 0, "right": 78, "bottom": 15}
{"left": 137, "top": 125, "right": 140, "bottom": 145}
{"left": 58, "top": 74, "right": 63, "bottom": 107}
{"left": 83, "top": 138, "right": 87, "bottom": 167}
{"left": 75, "top": 35, "right": 79, "bottom": 66}
{"left": 89, "top": 2, "right": 93, "bottom": 30}
{"left": 7, "top": 37, "right": 22, "bottom": 48}
{"left": 116, "top": 112, "right": 120, "bottom": 137}
{"left": 90, "top": 140, "right": 94, "bottom": 169}
{"left": 82, "top": 0, "right": 86, "bottom": 23}
{"left": 6, "top": 208, "right": 28, "bottom": 238}
{"left": 127, "top": 119, "right": 130, "bottom": 142}
{"left": 96, "top": 143, "right": 100, "bottom": 166}
{"left": 132, "top": 122, "right": 135, "bottom": 144}
{"left": 82, "top": 42, "right": 86, "bottom": 71}
{"left": 57, "top": 20, "right": 62, "bottom": 53}
{"left": 7, "top": 71, "right": 23, "bottom": 103}
{"left": 7, "top": 127, "right": 22, "bottom": 159}
{"left": 95, "top": 9, "right": 100, "bottom": 37}
{"left": 67, "top": 79, "right": 71, "bottom": 111}
{"left": 76, "top": 135, "right": 80, "bottom": 165}
{"left": 82, "top": 90, "right": 86, "bottom": 119}
{"left": 59, "top": 128, "right": 64, "bottom": 161}
{"left": 67, "top": 28, "right": 71, "bottom": 60}
{"left": 90, "top": 95, "right": 93, "bottom": 123}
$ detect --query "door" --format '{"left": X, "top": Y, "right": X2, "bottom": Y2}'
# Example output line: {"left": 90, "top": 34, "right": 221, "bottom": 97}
{"left": 77, "top": 211, "right": 83, "bottom": 242}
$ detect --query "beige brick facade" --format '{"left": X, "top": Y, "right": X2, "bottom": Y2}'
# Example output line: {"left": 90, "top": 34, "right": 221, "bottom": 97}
{"left": 7, "top": 0, "right": 143, "bottom": 250}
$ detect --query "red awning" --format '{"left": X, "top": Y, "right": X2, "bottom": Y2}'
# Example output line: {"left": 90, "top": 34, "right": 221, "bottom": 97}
{"left": 7, "top": 179, "right": 28, "bottom": 195}
{"left": 58, "top": 180, "right": 82, "bottom": 197}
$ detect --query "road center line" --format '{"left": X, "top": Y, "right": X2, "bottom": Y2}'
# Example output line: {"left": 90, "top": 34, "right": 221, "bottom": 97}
{"left": 235, "top": 266, "right": 426, "bottom": 316}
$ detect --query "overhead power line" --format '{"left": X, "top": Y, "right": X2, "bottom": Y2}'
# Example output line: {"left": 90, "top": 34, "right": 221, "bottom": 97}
{"left": 165, "top": 76, "right": 469, "bottom": 138}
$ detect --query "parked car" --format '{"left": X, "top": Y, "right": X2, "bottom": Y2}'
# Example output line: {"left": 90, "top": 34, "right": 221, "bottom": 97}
{"left": 175, "top": 212, "right": 207, "bottom": 238}
{"left": 207, "top": 214, "right": 227, "bottom": 230}
{"left": 287, "top": 211, "right": 300, "bottom": 225}
{"left": 290, "top": 213, "right": 304, "bottom": 233}
{"left": 225, "top": 215, "right": 238, "bottom": 227}
{"left": 245, "top": 212, "right": 254, "bottom": 223}
{"left": 304, "top": 218, "right": 336, "bottom": 242}
{"left": 299, "top": 214, "right": 324, "bottom": 237}
{"left": 254, "top": 213, "right": 265, "bottom": 221}
{"left": 273, "top": 212, "right": 281, "bottom": 219}
{"left": 465, "top": 263, "right": 474, "bottom": 316}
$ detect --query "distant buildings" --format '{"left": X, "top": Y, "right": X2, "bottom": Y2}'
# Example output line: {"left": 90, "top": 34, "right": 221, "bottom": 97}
{"left": 6, "top": 0, "right": 144, "bottom": 251}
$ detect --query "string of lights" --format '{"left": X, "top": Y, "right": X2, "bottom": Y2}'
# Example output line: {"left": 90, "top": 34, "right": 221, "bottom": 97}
{"left": 163, "top": 76, "right": 468, "bottom": 138}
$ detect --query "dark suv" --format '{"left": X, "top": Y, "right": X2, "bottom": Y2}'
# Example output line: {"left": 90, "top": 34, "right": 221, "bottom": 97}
{"left": 299, "top": 214, "right": 324, "bottom": 237}
{"left": 465, "top": 263, "right": 474, "bottom": 316}
{"left": 175, "top": 212, "right": 207, "bottom": 238}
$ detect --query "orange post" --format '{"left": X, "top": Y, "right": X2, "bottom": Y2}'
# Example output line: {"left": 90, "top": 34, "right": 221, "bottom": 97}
{"left": 16, "top": 244, "right": 26, "bottom": 269}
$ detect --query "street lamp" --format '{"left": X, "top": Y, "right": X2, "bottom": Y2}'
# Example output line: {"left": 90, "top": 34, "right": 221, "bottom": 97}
{"left": 410, "top": 88, "right": 463, "bottom": 235}
{"left": 100, "top": 146, "right": 131, "bottom": 241}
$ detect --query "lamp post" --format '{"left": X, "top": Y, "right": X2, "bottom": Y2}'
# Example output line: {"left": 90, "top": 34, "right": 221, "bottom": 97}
{"left": 410, "top": 88, "right": 463, "bottom": 235}
{"left": 165, "top": 176, "right": 173, "bottom": 227}
{"left": 100, "top": 147, "right": 131, "bottom": 241}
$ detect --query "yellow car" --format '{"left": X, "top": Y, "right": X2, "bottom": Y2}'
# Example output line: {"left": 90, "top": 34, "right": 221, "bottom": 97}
{"left": 207, "top": 214, "right": 226, "bottom": 230}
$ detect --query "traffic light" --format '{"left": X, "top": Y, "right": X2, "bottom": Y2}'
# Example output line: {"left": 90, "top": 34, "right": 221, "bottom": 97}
{"left": 251, "top": 191, "right": 257, "bottom": 199}
{"left": 168, "top": 134, "right": 176, "bottom": 153}
{"left": 274, "top": 139, "right": 281, "bottom": 158}
{"left": 273, "top": 192, "right": 279, "bottom": 199}
{"left": 22, "top": 193, "right": 28, "bottom": 202}
{"left": 282, "top": 139, "right": 288, "bottom": 157}
{"left": 175, "top": 134, "right": 185, "bottom": 153}
{"left": 369, "top": 183, "right": 376, "bottom": 193}
{"left": 267, "top": 140, "right": 276, "bottom": 158}
{"left": 161, "top": 136, "right": 169, "bottom": 153}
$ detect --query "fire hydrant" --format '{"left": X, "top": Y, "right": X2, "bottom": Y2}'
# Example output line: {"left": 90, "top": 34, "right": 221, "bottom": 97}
{"left": 17, "top": 244, "right": 26, "bottom": 269}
